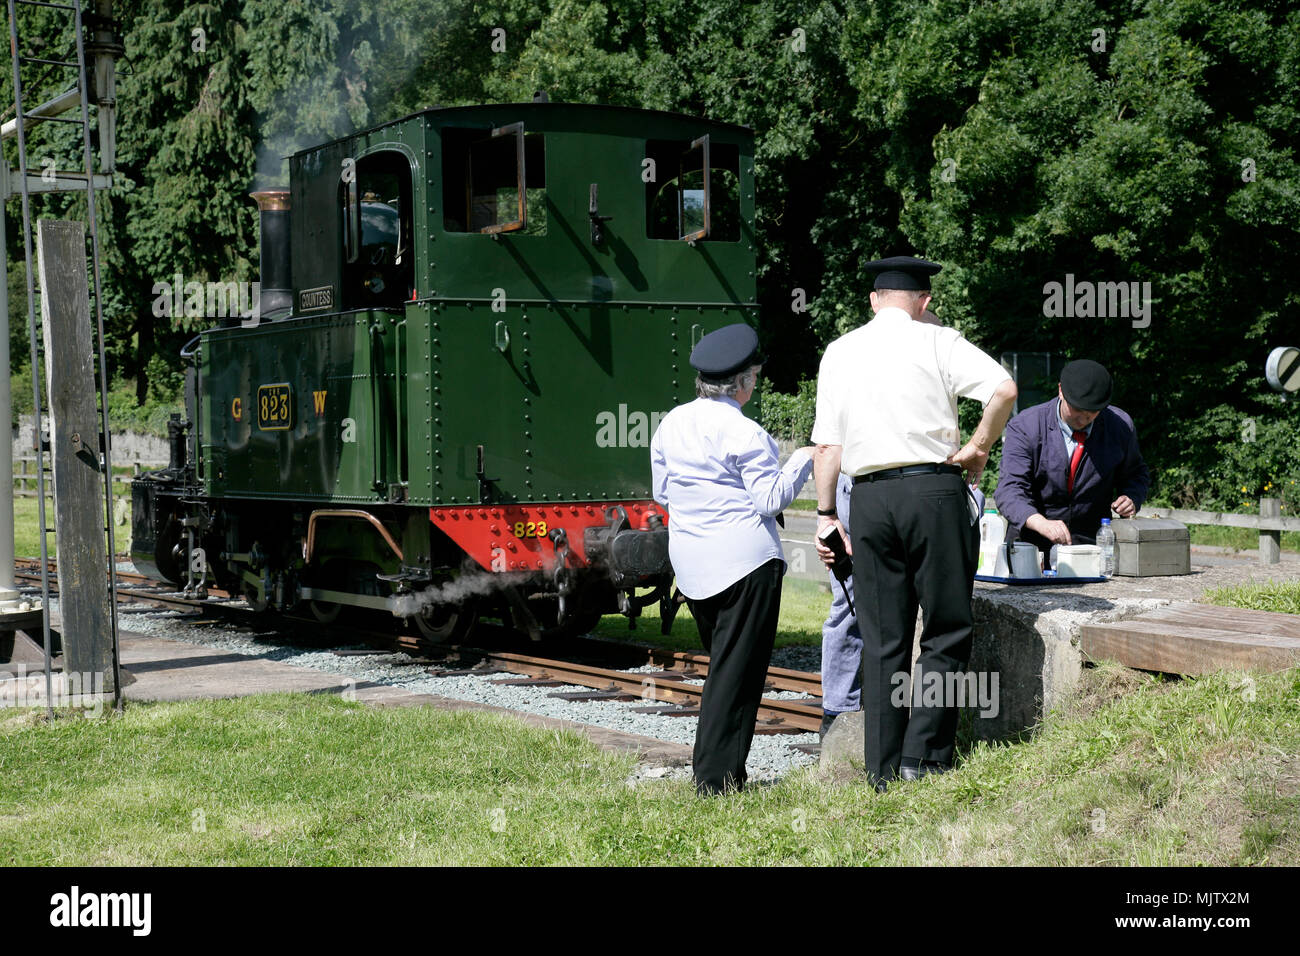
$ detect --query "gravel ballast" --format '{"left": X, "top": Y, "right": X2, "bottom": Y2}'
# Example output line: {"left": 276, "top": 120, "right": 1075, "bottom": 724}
{"left": 102, "top": 597, "right": 822, "bottom": 783}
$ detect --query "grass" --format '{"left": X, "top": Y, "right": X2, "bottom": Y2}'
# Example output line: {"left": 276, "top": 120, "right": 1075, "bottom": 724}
{"left": 1, "top": 662, "right": 1297, "bottom": 865}
{"left": 11, "top": 493, "right": 131, "bottom": 559}
{"left": 590, "top": 577, "right": 828, "bottom": 652}
{"left": 1203, "top": 580, "right": 1300, "bottom": 616}
{"left": 13, "top": 493, "right": 55, "bottom": 559}
{"left": 1188, "top": 525, "right": 1300, "bottom": 553}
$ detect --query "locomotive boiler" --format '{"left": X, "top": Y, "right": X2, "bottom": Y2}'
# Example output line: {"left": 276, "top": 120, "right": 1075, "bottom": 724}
{"left": 132, "top": 101, "right": 758, "bottom": 641}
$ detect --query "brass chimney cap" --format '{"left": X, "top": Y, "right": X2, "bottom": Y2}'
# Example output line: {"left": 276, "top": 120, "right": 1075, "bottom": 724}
{"left": 250, "top": 188, "right": 290, "bottom": 211}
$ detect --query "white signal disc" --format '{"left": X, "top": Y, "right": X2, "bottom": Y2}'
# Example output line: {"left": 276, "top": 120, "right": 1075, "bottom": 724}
{"left": 1266, "top": 346, "right": 1300, "bottom": 394}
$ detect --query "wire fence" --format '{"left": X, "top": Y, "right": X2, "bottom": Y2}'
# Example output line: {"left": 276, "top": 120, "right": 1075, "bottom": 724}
{"left": 11, "top": 455, "right": 164, "bottom": 497}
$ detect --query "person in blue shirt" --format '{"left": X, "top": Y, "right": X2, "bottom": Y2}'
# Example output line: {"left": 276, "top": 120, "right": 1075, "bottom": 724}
{"left": 651, "top": 323, "right": 814, "bottom": 796}
{"left": 819, "top": 473, "right": 860, "bottom": 739}
{"left": 995, "top": 359, "right": 1149, "bottom": 555}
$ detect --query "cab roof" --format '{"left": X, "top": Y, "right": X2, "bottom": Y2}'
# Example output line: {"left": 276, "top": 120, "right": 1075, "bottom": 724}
{"left": 292, "top": 101, "right": 753, "bottom": 159}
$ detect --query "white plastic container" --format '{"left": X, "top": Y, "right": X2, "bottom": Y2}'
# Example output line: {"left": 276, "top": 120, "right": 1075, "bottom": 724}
{"left": 977, "top": 513, "right": 1008, "bottom": 575}
{"left": 1056, "top": 544, "right": 1102, "bottom": 577}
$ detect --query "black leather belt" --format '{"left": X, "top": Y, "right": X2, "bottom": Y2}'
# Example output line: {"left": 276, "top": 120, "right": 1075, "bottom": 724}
{"left": 853, "top": 463, "right": 963, "bottom": 483}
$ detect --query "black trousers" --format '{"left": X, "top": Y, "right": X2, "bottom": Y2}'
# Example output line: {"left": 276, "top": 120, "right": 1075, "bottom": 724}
{"left": 686, "top": 558, "right": 784, "bottom": 795}
{"left": 849, "top": 472, "right": 979, "bottom": 786}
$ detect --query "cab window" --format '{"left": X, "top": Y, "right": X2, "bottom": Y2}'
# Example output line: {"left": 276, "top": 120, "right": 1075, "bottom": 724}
{"left": 340, "top": 150, "right": 415, "bottom": 309}
{"left": 645, "top": 137, "right": 740, "bottom": 242}
{"left": 442, "top": 124, "right": 547, "bottom": 236}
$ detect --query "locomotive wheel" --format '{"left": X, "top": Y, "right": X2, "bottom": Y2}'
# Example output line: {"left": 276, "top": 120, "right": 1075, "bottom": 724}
{"left": 410, "top": 598, "right": 478, "bottom": 644}
{"left": 309, "top": 600, "right": 341, "bottom": 624}
{"left": 553, "top": 608, "right": 604, "bottom": 638}
{"left": 154, "top": 519, "right": 185, "bottom": 585}
{"left": 529, "top": 597, "right": 604, "bottom": 639}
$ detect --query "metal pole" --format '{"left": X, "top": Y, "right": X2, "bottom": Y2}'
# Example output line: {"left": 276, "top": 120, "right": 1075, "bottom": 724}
{"left": 73, "top": 0, "right": 122, "bottom": 710}
{"left": 0, "top": 161, "right": 17, "bottom": 607}
{"left": 91, "top": 0, "right": 117, "bottom": 175}
{"left": 8, "top": 0, "right": 56, "bottom": 720}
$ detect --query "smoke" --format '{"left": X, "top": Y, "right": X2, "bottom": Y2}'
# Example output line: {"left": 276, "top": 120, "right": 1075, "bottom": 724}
{"left": 248, "top": 5, "right": 451, "bottom": 189}
{"left": 391, "top": 570, "right": 514, "bottom": 618}
{"left": 248, "top": 8, "right": 376, "bottom": 187}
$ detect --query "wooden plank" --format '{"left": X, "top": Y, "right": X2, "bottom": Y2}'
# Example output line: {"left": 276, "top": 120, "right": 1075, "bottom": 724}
{"left": 1139, "top": 603, "right": 1300, "bottom": 640}
{"left": 1260, "top": 498, "right": 1282, "bottom": 564}
{"left": 1141, "top": 506, "right": 1300, "bottom": 533}
{"left": 1080, "top": 619, "right": 1300, "bottom": 675}
{"left": 37, "top": 220, "right": 115, "bottom": 690}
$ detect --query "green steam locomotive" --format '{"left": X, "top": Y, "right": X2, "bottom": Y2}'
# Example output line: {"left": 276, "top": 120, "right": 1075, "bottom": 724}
{"left": 131, "top": 101, "right": 758, "bottom": 641}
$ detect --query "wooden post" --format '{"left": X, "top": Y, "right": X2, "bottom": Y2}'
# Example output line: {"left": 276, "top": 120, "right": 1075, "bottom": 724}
{"left": 1260, "top": 497, "right": 1281, "bottom": 565}
{"left": 36, "top": 220, "right": 115, "bottom": 692}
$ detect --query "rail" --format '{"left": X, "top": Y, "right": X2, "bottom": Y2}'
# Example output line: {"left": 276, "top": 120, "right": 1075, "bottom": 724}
{"left": 13, "top": 559, "right": 826, "bottom": 737}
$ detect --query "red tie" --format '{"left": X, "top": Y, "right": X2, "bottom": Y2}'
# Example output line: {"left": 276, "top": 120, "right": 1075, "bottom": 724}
{"left": 1067, "top": 430, "right": 1087, "bottom": 494}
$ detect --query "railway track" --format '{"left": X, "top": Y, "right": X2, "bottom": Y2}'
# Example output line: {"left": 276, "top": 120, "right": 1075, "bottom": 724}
{"left": 458, "top": 650, "right": 821, "bottom": 735}
{"left": 13, "top": 558, "right": 825, "bottom": 735}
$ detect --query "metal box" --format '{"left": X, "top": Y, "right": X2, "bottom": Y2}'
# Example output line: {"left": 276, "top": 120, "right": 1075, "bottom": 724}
{"left": 1112, "top": 517, "right": 1191, "bottom": 576}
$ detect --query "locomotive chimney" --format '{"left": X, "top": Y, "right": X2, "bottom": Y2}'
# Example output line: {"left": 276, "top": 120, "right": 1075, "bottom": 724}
{"left": 250, "top": 188, "right": 292, "bottom": 319}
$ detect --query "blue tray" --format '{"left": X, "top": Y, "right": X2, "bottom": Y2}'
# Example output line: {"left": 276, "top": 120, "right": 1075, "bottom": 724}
{"left": 975, "top": 574, "right": 1107, "bottom": 586}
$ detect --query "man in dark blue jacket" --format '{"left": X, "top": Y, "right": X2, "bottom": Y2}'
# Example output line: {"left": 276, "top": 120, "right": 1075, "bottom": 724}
{"left": 995, "top": 359, "right": 1149, "bottom": 553}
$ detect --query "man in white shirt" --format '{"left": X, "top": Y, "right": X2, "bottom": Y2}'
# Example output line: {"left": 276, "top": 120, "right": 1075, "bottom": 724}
{"left": 651, "top": 323, "right": 814, "bottom": 796}
{"left": 811, "top": 257, "right": 1017, "bottom": 789}
{"left": 817, "top": 308, "right": 979, "bottom": 741}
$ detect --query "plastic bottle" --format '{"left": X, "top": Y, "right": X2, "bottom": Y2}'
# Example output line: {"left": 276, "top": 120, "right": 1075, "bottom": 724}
{"left": 1097, "top": 518, "right": 1116, "bottom": 577}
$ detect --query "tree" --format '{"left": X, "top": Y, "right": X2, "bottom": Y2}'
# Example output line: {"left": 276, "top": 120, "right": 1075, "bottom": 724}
{"left": 843, "top": 0, "right": 1300, "bottom": 503}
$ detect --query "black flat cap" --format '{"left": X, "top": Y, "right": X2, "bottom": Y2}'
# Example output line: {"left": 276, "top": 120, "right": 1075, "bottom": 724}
{"left": 866, "top": 255, "right": 943, "bottom": 291}
{"left": 1060, "top": 359, "right": 1113, "bottom": 411}
{"left": 690, "top": 323, "right": 763, "bottom": 382}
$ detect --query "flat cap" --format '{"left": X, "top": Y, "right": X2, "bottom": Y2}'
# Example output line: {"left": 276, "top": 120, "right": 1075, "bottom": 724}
{"left": 690, "top": 323, "right": 762, "bottom": 382}
{"left": 866, "top": 255, "right": 943, "bottom": 291}
{"left": 1060, "top": 359, "right": 1113, "bottom": 411}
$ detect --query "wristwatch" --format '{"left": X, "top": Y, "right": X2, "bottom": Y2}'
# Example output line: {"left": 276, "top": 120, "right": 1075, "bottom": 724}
{"left": 816, "top": 507, "right": 837, "bottom": 517}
